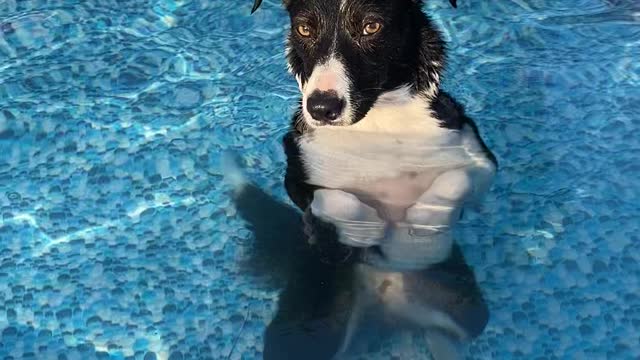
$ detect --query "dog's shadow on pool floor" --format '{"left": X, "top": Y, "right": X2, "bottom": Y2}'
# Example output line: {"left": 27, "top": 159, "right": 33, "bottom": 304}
{"left": 232, "top": 181, "right": 356, "bottom": 359}
{"left": 232, "top": 179, "right": 490, "bottom": 360}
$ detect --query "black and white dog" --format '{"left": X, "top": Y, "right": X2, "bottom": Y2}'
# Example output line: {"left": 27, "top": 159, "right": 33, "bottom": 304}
{"left": 239, "top": 1, "right": 498, "bottom": 359}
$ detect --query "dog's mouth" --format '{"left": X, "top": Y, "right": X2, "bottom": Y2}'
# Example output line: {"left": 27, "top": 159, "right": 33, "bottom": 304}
{"left": 297, "top": 111, "right": 351, "bottom": 132}
{"left": 301, "top": 116, "right": 350, "bottom": 128}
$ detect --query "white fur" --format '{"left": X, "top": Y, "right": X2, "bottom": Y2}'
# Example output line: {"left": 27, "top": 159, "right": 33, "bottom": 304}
{"left": 311, "top": 189, "right": 385, "bottom": 247}
{"left": 285, "top": 41, "right": 293, "bottom": 73}
{"left": 302, "top": 56, "right": 353, "bottom": 126}
{"left": 374, "top": 85, "right": 414, "bottom": 106}
{"left": 377, "top": 225, "right": 454, "bottom": 269}
{"left": 339, "top": 0, "right": 348, "bottom": 13}
{"left": 366, "top": 267, "right": 468, "bottom": 340}
{"left": 425, "top": 71, "right": 441, "bottom": 99}
{"left": 298, "top": 128, "right": 466, "bottom": 190}
{"left": 301, "top": 120, "right": 495, "bottom": 270}
{"left": 350, "top": 87, "right": 447, "bottom": 134}
{"left": 297, "top": 86, "right": 469, "bottom": 190}
{"left": 336, "top": 265, "right": 469, "bottom": 356}
{"left": 459, "top": 124, "right": 497, "bottom": 203}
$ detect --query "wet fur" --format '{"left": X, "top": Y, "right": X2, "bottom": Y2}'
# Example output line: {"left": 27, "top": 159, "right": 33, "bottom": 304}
{"left": 243, "top": 0, "right": 493, "bottom": 358}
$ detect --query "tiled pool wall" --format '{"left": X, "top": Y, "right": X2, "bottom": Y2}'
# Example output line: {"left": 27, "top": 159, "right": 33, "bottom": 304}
{"left": 0, "top": 0, "right": 639, "bottom": 359}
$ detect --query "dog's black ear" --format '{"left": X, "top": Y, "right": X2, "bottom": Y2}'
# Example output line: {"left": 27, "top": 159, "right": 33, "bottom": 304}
{"left": 412, "top": 0, "right": 457, "bottom": 8}
{"left": 251, "top": 0, "right": 262, "bottom": 14}
{"left": 252, "top": 0, "right": 293, "bottom": 14}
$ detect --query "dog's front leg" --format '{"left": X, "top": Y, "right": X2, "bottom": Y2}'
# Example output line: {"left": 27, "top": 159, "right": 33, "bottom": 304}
{"left": 310, "top": 189, "right": 386, "bottom": 248}
{"left": 365, "top": 166, "right": 486, "bottom": 271}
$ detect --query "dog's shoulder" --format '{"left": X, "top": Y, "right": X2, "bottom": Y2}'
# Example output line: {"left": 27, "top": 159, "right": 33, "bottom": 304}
{"left": 432, "top": 91, "right": 466, "bottom": 130}
{"left": 434, "top": 92, "right": 498, "bottom": 167}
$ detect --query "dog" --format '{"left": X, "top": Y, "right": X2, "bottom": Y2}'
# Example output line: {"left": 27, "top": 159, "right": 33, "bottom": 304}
{"left": 243, "top": 1, "right": 498, "bottom": 359}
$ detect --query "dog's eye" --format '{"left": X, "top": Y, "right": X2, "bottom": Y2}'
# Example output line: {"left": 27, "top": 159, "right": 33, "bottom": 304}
{"left": 297, "top": 24, "right": 312, "bottom": 38}
{"left": 362, "top": 22, "right": 382, "bottom": 36}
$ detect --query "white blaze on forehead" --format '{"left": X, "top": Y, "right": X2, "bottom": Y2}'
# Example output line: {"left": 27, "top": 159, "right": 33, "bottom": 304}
{"left": 304, "top": 56, "right": 350, "bottom": 96}
{"left": 340, "top": 0, "right": 348, "bottom": 13}
{"left": 317, "top": 71, "right": 339, "bottom": 91}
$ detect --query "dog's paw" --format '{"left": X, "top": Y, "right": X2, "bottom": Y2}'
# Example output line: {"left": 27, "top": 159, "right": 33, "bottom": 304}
{"left": 310, "top": 189, "right": 385, "bottom": 247}
{"left": 364, "top": 225, "right": 454, "bottom": 271}
{"left": 405, "top": 169, "right": 472, "bottom": 228}
{"left": 311, "top": 189, "right": 379, "bottom": 222}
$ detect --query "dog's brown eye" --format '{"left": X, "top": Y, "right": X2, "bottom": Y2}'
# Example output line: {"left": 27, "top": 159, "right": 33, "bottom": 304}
{"left": 297, "top": 24, "right": 312, "bottom": 37}
{"left": 363, "top": 22, "right": 382, "bottom": 36}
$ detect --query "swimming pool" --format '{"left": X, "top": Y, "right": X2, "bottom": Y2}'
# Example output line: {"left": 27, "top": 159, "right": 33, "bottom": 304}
{"left": 1, "top": 0, "right": 639, "bottom": 359}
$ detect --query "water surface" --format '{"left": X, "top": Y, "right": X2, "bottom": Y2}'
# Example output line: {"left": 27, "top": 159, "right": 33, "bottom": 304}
{"left": 1, "top": 0, "right": 639, "bottom": 359}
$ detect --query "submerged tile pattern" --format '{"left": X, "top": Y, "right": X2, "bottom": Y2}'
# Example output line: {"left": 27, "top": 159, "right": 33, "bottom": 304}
{"left": 0, "top": 0, "right": 639, "bottom": 359}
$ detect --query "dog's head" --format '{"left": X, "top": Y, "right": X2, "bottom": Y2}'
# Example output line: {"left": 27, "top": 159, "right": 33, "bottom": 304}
{"left": 253, "top": 0, "right": 456, "bottom": 128}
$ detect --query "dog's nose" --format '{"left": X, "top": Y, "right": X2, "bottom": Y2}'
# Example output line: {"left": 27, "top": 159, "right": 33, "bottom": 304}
{"left": 306, "top": 91, "right": 345, "bottom": 123}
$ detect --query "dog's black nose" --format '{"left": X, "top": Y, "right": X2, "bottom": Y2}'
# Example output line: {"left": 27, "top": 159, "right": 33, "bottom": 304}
{"left": 306, "top": 91, "right": 345, "bottom": 123}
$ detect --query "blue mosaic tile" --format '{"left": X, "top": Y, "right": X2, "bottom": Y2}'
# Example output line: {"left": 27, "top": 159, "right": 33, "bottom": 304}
{"left": 0, "top": 0, "right": 639, "bottom": 359}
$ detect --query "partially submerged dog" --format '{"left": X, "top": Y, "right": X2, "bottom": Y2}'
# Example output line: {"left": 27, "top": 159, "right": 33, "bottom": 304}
{"left": 242, "top": 1, "right": 497, "bottom": 359}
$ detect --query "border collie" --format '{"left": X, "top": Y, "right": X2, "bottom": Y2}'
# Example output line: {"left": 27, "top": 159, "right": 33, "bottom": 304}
{"left": 243, "top": 1, "right": 498, "bottom": 359}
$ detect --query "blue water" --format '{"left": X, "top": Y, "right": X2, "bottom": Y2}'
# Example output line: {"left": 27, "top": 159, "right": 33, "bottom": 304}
{"left": 0, "top": 0, "right": 639, "bottom": 359}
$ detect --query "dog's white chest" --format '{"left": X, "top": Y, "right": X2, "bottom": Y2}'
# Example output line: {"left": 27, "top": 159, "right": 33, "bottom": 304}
{"left": 298, "top": 127, "right": 471, "bottom": 208}
{"left": 297, "top": 117, "right": 497, "bottom": 223}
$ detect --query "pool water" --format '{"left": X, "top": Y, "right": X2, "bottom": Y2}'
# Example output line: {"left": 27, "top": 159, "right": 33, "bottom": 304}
{"left": 0, "top": 0, "right": 639, "bottom": 359}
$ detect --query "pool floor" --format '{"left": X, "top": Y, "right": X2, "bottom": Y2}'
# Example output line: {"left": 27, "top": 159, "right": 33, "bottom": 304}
{"left": 1, "top": 0, "right": 639, "bottom": 359}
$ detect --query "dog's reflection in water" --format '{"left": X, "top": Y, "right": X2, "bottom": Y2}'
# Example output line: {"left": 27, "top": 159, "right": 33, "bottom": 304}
{"left": 232, "top": 177, "right": 488, "bottom": 360}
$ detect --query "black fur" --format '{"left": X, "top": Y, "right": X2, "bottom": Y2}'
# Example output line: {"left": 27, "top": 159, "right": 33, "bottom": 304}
{"left": 285, "top": 0, "right": 445, "bottom": 125}
{"left": 431, "top": 91, "right": 499, "bottom": 163}
{"left": 239, "top": 1, "right": 494, "bottom": 358}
